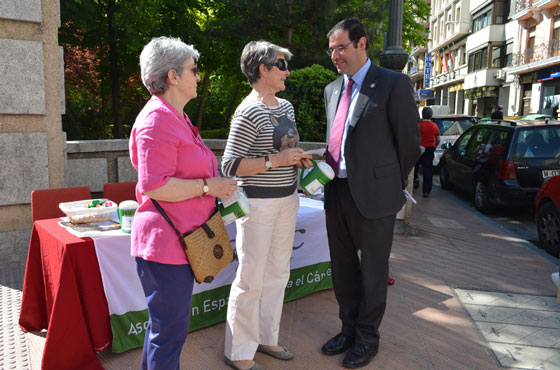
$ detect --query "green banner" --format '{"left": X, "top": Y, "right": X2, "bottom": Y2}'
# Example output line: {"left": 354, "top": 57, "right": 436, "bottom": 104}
{"left": 284, "top": 261, "right": 333, "bottom": 302}
{"left": 110, "top": 309, "right": 149, "bottom": 353}
{"left": 110, "top": 261, "right": 332, "bottom": 352}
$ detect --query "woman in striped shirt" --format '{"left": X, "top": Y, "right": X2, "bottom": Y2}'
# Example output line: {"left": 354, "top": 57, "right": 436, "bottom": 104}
{"left": 222, "top": 40, "right": 312, "bottom": 370}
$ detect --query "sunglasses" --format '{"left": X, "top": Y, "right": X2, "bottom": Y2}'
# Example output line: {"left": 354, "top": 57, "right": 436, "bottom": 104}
{"left": 272, "top": 58, "right": 288, "bottom": 71}
{"left": 188, "top": 64, "right": 198, "bottom": 76}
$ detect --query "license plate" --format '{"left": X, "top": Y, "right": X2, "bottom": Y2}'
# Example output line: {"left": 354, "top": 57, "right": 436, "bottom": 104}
{"left": 542, "top": 169, "right": 560, "bottom": 179}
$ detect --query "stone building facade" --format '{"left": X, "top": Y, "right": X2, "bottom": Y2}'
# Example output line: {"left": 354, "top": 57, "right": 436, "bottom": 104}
{"left": 0, "top": 0, "right": 64, "bottom": 269}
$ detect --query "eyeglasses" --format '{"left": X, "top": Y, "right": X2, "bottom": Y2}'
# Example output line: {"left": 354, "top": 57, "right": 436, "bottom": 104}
{"left": 188, "top": 64, "right": 198, "bottom": 76}
{"left": 326, "top": 40, "right": 356, "bottom": 57}
{"left": 271, "top": 58, "right": 288, "bottom": 71}
{"left": 179, "top": 64, "right": 197, "bottom": 77}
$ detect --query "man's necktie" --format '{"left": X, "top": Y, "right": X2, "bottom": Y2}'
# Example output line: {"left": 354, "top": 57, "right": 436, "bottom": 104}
{"left": 327, "top": 78, "right": 354, "bottom": 177}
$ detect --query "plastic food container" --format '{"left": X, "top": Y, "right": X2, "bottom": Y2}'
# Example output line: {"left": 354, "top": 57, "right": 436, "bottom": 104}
{"left": 59, "top": 199, "right": 117, "bottom": 224}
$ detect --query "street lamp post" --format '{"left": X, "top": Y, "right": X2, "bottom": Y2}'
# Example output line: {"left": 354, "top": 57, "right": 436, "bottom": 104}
{"left": 379, "top": 0, "right": 409, "bottom": 72}
{"left": 379, "top": 0, "right": 415, "bottom": 230}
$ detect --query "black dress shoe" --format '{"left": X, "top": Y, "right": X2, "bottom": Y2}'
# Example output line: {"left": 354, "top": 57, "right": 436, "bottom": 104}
{"left": 342, "top": 343, "right": 379, "bottom": 368}
{"left": 321, "top": 333, "right": 355, "bottom": 355}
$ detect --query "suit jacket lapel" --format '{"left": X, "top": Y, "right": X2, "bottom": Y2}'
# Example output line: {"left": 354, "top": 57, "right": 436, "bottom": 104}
{"left": 349, "top": 64, "right": 381, "bottom": 128}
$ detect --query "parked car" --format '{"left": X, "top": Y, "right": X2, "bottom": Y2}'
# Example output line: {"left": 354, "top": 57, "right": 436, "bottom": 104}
{"left": 439, "top": 120, "right": 560, "bottom": 213}
{"left": 521, "top": 114, "right": 557, "bottom": 121}
{"left": 478, "top": 116, "right": 521, "bottom": 124}
{"left": 431, "top": 115, "right": 478, "bottom": 167}
{"left": 535, "top": 175, "right": 560, "bottom": 257}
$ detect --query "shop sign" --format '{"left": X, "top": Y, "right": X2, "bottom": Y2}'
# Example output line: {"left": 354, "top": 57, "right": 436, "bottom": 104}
{"left": 424, "top": 53, "right": 431, "bottom": 88}
{"left": 419, "top": 89, "right": 433, "bottom": 99}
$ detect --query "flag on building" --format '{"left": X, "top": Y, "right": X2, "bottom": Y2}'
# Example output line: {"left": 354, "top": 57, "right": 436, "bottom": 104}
{"left": 448, "top": 50, "right": 454, "bottom": 71}
{"left": 442, "top": 53, "right": 449, "bottom": 73}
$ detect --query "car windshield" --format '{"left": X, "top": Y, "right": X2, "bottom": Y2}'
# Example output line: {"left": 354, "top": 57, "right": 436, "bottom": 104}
{"left": 512, "top": 127, "right": 560, "bottom": 159}
{"left": 433, "top": 118, "right": 477, "bottom": 136}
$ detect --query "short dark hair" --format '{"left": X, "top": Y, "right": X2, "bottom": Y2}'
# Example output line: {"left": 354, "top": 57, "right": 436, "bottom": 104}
{"left": 327, "top": 18, "right": 369, "bottom": 50}
{"left": 422, "top": 107, "right": 433, "bottom": 119}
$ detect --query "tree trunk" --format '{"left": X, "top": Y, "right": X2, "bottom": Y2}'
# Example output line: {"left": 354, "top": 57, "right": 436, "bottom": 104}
{"left": 286, "top": 0, "right": 293, "bottom": 45}
{"left": 225, "top": 83, "right": 241, "bottom": 124}
{"left": 107, "top": 0, "right": 122, "bottom": 138}
{"left": 195, "top": 74, "right": 210, "bottom": 129}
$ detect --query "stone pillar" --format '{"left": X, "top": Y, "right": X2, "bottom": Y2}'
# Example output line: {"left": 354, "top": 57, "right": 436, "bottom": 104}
{"left": 0, "top": 0, "right": 64, "bottom": 267}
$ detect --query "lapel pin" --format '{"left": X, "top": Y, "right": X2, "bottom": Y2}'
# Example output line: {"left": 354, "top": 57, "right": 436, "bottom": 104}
{"left": 370, "top": 83, "right": 375, "bottom": 88}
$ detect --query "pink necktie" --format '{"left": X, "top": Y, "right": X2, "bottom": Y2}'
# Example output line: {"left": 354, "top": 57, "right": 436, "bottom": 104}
{"left": 327, "top": 78, "right": 354, "bottom": 177}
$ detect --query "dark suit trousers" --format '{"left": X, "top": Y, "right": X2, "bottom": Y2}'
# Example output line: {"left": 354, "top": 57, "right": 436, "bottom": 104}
{"left": 324, "top": 178, "right": 396, "bottom": 346}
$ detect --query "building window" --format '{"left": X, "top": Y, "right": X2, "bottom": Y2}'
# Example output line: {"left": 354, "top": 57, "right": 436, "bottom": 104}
{"left": 468, "top": 46, "right": 489, "bottom": 73}
{"left": 492, "top": 45, "right": 503, "bottom": 68}
{"left": 472, "top": 9, "right": 493, "bottom": 33}
{"left": 526, "top": 27, "right": 536, "bottom": 63}
{"left": 552, "top": 18, "right": 560, "bottom": 56}
{"left": 506, "top": 42, "right": 513, "bottom": 66}
{"left": 461, "top": 46, "right": 466, "bottom": 65}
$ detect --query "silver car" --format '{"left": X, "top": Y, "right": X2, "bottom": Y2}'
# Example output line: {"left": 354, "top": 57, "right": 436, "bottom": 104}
{"left": 431, "top": 115, "right": 477, "bottom": 167}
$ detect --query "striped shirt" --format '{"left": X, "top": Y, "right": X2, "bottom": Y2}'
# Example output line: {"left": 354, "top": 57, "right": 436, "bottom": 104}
{"left": 222, "top": 97, "right": 299, "bottom": 198}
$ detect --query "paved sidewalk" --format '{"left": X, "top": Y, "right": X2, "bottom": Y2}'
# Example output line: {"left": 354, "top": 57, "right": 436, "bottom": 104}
{"left": 2, "top": 183, "right": 559, "bottom": 369}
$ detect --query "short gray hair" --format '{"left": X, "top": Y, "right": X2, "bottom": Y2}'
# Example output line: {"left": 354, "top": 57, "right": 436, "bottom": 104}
{"left": 139, "top": 36, "right": 200, "bottom": 95}
{"left": 240, "top": 40, "right": 292, "bottom": 85}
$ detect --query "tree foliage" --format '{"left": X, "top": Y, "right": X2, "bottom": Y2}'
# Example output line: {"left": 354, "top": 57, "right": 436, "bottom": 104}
{"left": 278, "top": 65, "right": 338, "bottom": 143}
{"left": 60, "top": 0, "right": 429, "bottom": 140}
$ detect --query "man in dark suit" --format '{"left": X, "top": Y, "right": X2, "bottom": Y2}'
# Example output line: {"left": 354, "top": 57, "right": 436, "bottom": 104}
{"left": 321, "top": 18, "right": 420, "bottom": 368}
{"left": 491, "top": 105, "right": 504, "bottom": 120}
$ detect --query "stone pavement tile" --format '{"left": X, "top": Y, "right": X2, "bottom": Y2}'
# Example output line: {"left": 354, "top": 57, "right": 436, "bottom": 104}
{"left": 507, "top": 309, "right": 560, "bottom": 327}
{"left": 535, "top": 352, "right": 560, "bottom": 370}
{"left": 463, "top": 304, "right": 520, "bottom": 323}
{"left": 516, "top": 296, "right": 560, "bottom": 312}
{"left": 488, "top": 342, "right": 559, "bottom": 369}
{"left": 516, "top": 327, "right": 560, "bottom": 348}
{"left": 538, "top": 312, "right": 560, "bottom": 329}
{"left": 455, "top": 289, "right": 511, "bottom": 306}
{"left": 485, "top": 292, "right": 548, "bottom": 308}
{"left": 475, "top": 322, "right": 540, "bottom": 344}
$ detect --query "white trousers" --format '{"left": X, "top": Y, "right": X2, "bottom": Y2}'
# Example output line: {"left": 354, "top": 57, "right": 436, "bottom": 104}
{"left": 225, "top": 192, "right": 299, "bottom": 361}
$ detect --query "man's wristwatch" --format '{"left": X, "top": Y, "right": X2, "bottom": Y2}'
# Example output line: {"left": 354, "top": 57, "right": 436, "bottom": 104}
{"left": 264, "top": 155, "right": 273, "bottom": 170}
{"left": 202, "top": 179, "right": 209, "bottom": 195}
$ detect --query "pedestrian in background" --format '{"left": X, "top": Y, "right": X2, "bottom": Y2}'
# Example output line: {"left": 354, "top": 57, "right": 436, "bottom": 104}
{"left": 491, "top": 105, "right": 504, "bottom": 120}
{"left": 414, "top": 107, "right": 440, "bottom": 198}
{"left": 321, "top": 18, "right": 420, "bottom": 369}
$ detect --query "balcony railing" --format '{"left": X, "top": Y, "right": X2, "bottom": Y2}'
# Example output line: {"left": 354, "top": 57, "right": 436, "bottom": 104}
{"left": 408, "top": 67, "right": 425, "bottom": 76}
{"left": 515, "top": 0, "right": 532, "bottom": 13}
{"left": 512, "top": 40, "right": 560, "bottom": 67}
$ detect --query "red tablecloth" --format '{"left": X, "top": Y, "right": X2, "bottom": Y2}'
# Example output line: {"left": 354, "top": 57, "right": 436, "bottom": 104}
{"left": 19, "top": 218, "right": 112, "bottom": 370}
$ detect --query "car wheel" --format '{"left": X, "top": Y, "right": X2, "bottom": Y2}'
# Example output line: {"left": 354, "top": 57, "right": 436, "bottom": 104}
{"left": 439, "top": 164, "right": 453, "bottom": 190}
{"left": 474, "top": 178, "right": 495, "bottom": 213}
{"left": 537, "top": 202, "right": 560, "bottom": 257}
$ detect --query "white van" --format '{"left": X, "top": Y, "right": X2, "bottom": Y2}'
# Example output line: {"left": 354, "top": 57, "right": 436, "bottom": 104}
{"left": 418, "top": 105, "right": 451, "bottom": 117}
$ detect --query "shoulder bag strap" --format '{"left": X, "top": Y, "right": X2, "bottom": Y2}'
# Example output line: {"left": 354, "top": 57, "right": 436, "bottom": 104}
{"left": 151, "top": 198, "right": 183, "bottom": 239}
{"left": 151, "top": 198, "right": 219, "bottom": 239}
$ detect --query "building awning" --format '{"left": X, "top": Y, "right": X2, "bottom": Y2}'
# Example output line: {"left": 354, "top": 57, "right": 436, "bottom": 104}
{"left": 464, "top": 86, "right": 498, "bottom": 99}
